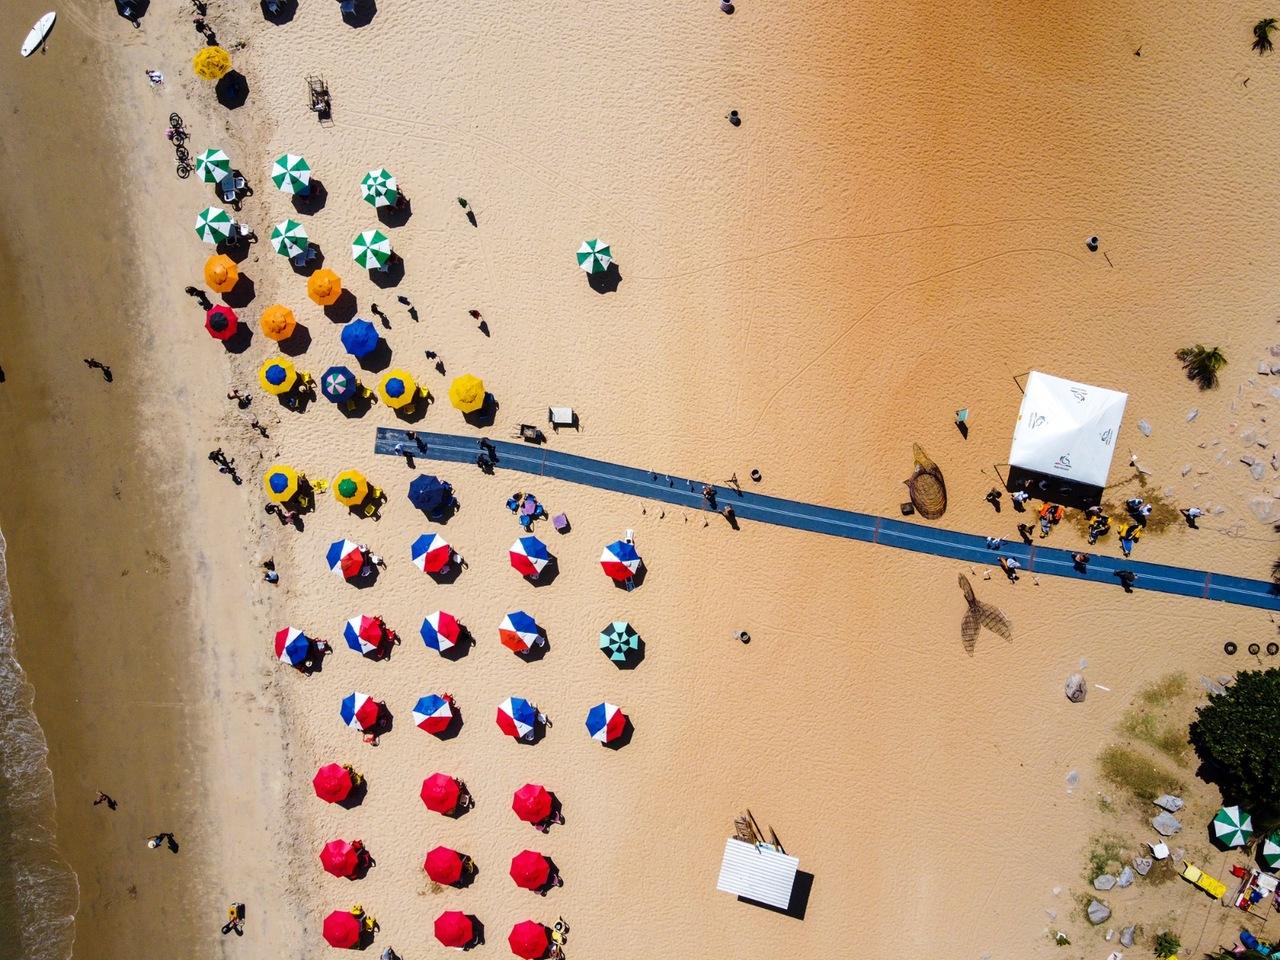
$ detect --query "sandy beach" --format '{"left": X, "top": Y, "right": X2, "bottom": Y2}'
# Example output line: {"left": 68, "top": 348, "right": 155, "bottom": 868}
{"left": 3, "top": 1, "right": 1280, "bottom": 958}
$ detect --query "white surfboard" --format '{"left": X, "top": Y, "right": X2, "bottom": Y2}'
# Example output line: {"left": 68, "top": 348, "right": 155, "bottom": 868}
{"left": 21, "top": 11, "right": 56, "bottom": 58}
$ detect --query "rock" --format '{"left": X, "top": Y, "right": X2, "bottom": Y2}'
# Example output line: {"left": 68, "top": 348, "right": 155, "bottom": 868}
{"left": 1181, "top": 463, "right": 1193, "bottom": 476}
{"left": 1132, "top": 857, "right": 1152, "bottom": 876}
{"left": 1065, "top": 673, "right": 1087, "bottom": 703}
{"left": 1261, "top": 438, "right": 1272, "bottom": 448}
{"left": 1253, "top": 462, "right": 1267, "bottom": 481}
{"left": 1065, "top": 770, "right": 1079, "bottom": 791}
{"left": 1187, "top": 408, "right": 1199, "bottom": 421}
{"left": 1105, "top": 928, "right": 1114, "bottom": 941}
{"left": 1138, "top": 419, "right": 1152, "bottom": 437}
{"left": 1152, "top": 811, "right": 1182, "bottom": 836}
{"left": 1087, "top": 899, "right": 1111, "bottom": 925}
{"left": 1271, "top": 386, "right": 1280, "bottom": 398}
{"left": 1201, "top": 675, "right": 1227, "bottom": 695}
{"left": 1154, "top": 794, "right": 1184, "bottom": 812}
{"left": 1272, "top": 362, "right": 1280, "bottom": 375}
{"left": 1121, "top": 924, "right": 1137, "bottom": 947}
{"left": 1262, "top": 362, "right": 1272, "bottom": 375}
{"left": 1213, "top": 505, "right": 1227, "bottom": 514}
{"left": 1117, "top": 866, "right": 1134, "bottom": 888}
{"left": 1271, "top": 344, "right": 1280, "bottom": 357}
{"left": 1250, "top": 497, "right": 1273, "bottom": 521}
{"left": 1094, "top": 873, "right": 1117, "bottom": 890}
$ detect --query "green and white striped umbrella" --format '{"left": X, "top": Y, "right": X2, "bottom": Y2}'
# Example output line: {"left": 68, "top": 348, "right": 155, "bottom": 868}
{"left": 194, "top": 147, "right": 232, "bottom": 185}
{"left": 270, "top": 219, "right": 310, "bottom": 259}
{"left": 352, "top": 229, "right": 392, "bottom": 270}
{"left": 194, "top": 206, "right": 235, "bottom": 245}
{"left": 1212, "top": 805, "right": 1254, "bottom": 848}
{"left": 576, "top": 239, "right": 612, "bottom": 274}
{"left": 360, "top": 168, "right": 399, "bottom": 208}
{"left": 1262, "top": 831, "right": 1280, "bottom": 869}
{"left": 270, "top": 153, "right": 312, "bottom": 195}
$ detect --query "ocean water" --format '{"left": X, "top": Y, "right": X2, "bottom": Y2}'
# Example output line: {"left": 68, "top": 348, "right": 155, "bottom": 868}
{"left": 0, "top": 530, "right": 78, "bottom": 960}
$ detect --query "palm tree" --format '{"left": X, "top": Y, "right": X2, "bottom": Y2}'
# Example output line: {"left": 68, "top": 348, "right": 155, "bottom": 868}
{"left": 1254, "top": 18, "right": 1276, "bottom": 55}
{"left": 1174, "top": 344, "right": 1227, "bottom": 390}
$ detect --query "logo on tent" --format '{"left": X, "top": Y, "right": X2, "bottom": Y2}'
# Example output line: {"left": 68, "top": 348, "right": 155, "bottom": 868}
{"left": 1053, "top": 454, "right": 1072, "bottom": 472}
{"left": 1099, "top": 428, "right": 1113, "bottom": 445}
{"left": 1070, "top": 388, "right": 1087, "bottom": 402}
{"left": 1028, "top": 412, "right": 1046, "bottom": 429}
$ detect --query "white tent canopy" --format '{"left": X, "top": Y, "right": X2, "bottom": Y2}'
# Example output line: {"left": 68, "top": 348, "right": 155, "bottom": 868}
{"left": 716, "top": 838, "right": 798, "bottom": 909}
{"left": 1009, "top": 371, "right": 1127, "bottom": 489}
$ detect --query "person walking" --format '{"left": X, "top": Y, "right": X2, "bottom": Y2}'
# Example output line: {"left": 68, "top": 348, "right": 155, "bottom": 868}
{"left": 1116, "top": 570, "right": 1137, "bottom": 593}
{"left": 1180, "top": 506, "right": 1203, "bottom": 528}
{"left": 998, "top": 556, "right": 1021, "bottom": 582}
{"left": 93, "top": 791, "right": 117, "bottom": 810}
{"left": 1010, "top": 487, "right": 1031, "bottom": 510}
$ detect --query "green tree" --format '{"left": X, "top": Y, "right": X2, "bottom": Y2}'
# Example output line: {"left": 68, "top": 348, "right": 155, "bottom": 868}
{"left": 1190, "top": 669, "right": 1280, "bottom": 814}
{"left": 1254, "top": 18, "right": 1276, "bottom": 55}
{"left": 1174, "top": 344, "right": 1227, "bottom": 390}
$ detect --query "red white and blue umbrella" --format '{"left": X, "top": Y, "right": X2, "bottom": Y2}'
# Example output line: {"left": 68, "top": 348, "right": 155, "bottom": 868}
{"left": 497, "top": 696, "right": 537, "bottom": 739}
{"left": 600, "top": 540, "right": 641, "bottom": 581}
{"left": 343, "top": 615, "right": 383, "bottom": 656}
{"left": 585, "top": 702, "right": 627, "bottom": 743}
{"left": 411, "top": 532, "right": 452, "bottom": 574}
{"left": 420, "top": 610, "right": 460, "bottom": 654}
{"left": 499, "top": 611, "right": 541, "bottom": 654}
{"left": 326, "top": 539, "right": 365, "bottom": 580}
{"left": 509, "top": 536, "right": 550, "bottom": 578}
{"left": 413, "top": 694, "right": 454, "bottom": 734}
{"left": 340, "top": 691, "right": 380, "bottom": 731}
{"left": 273, "top": 626, "right": 311, "bottom": 666}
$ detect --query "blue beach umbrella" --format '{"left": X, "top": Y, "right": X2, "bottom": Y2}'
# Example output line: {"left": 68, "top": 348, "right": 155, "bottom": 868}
{"left": 321, "top": 365, "right": 359, "bottom": 403}
{"left": 408, "top": 475, "right": 452, "bottom": 515}
{"left": 585, "top": 702, "right": 626, "bottom": 743}
{"left": 419, "top": 610, "right": 461, "bottom": 654}
{"left": 340, "top": 691, "right": 380, "bottom": 731}
{"left": 499, "top": 611, "right": 541, "bottom": 654}
{"left": 273, "top": 626, "right": 311, "bottom": 666}
{"left": 411, "top": 532, "right": 452, "bottom": 573}
{"left": 340, "top": 318, "right": 380, "bottom": 358}
{"left": 412, "top": 694, "right": 455, "bottom": 734}
{"left": 496, "top": 696, "right": 538, "bottom": 739}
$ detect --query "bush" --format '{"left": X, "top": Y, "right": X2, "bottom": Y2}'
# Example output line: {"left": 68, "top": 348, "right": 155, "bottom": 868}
{"left": 1154, "top": 931, "right": 1180, "bottom": 958}
{"left": 1190, "top": 669, "right": 1280, "bottom": 814}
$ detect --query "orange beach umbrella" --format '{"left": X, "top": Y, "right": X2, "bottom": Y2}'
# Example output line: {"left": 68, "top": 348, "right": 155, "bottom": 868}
{"left": 260, "top": 304, "right": 297, "bottom": 342}
{"left": 203, "top": 254, "right": 239, "bottom": 293}
{"left": 307, "top": 269, "right": 342, "bottom": 306}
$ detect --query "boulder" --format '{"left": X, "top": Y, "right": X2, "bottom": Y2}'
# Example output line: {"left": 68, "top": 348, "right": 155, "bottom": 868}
{"left": 1065, "top": 673, "right": 1087, "bottom": 703}
{"left": 1120, "top": 924, "right": 1137, "bottom": 947}
{"left": 1253, "top": 462, "right": 1267, "bottom": 481}
{"left": 1093, "top": 873, "right": 1117, "bottom": 891}
{"left": 1117, "top": 866, "right": 1134, "bottom": 888}
{"left": 1154, "top": 794, "right": 1184, "bottom": 812}
{"left": 1087, "top": 899, "right": 1111, "bottom": 925}
{"left": 1132, "top": 856, "right": 1152, "bottom": 876}
{"left": 1152, "top": 811, "right": 1182, "bottom": 836}
{"left": 1261, "top": 362, "right": 1273, "bottom": 375}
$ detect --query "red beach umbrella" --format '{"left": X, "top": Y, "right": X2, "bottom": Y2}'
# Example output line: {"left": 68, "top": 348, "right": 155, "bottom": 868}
{"left": 434, "top": 910, "right": 474, "bottom": 948}
{"left": 512, "top": 783, "right": 552, "bottom": 824}
{"left": 205, "top": 303, "right": 238, "bottom": 340}
{"left": 424, "top": 845, "right": 464, "bottom": 885}
{"left": 508, "top": 920, "right": 550, "bottom": 959}
{"left": 322, "top": 909, "right": 362, "bottom": 948}
{"left": 509, "top": 850, "right": 551, "bottom": 891}
{"left": 320, "top": 839, "right": 361, "bottom": 878}
{"left": 312, "top": 763, "right": 354, "bottom": 803}
{"left": 421, "top": 772, "right": 461, "bottom": 815}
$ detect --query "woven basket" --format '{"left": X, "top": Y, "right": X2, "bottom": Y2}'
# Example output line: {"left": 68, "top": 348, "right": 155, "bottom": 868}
{"left": 904, "top": 443, "right": 947, "bottom": 519}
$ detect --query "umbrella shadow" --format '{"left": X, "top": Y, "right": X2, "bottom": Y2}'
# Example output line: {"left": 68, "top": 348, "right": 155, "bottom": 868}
{"left": 349, "top": 850, "right": 376, "bottom": 880}
{"left": 444, "top": 783, "right": 475, "bottom": 820}
{"left": 535, "top": 855, "right": 564, "bottom": 896}
{"left": 336, "top": 777, "right": 368, "bottom": 810}
{"left": 222, "top": 276, "right": 256, "bottom": 309}
{"left": 117, "top": 0, "right": 150, "bottom": 25}
{"left": 351, "top": 564, "right": 380, "bottom": 589}
{"left": 462, "top": 394, "right": 498, "bottom": 428}
{"left": 368, "top": 704, "right": 394, "bottom": 738}
{"left": 338, "top": 393, "right": 376, "bottom": 419}
{"left": 279, "top": 390, "right": 313, "bottom": 414}
{"left": 434, "top": 706, "right": 464, "bottom": 741}
{"left": 604, "top": 715, "right": 635, "bottom": 751}
{"left": 342, "top": 0, "right": 378, "bottom": 27}
{"left": 222, "top": 324, "right": 253, "bottom": 355}
{"left": 515, "top": 633, "right": 550, "bottom": 663}
{"left": 215, "top": 239, "right": 253, "bottom": 264}
{"left": 429, "top": 562, "right": 464, "bottom": 585}
{"left": 439, "top": 626, "right": 474, "bottom": 662}
{"left": 292, "top": 179, "right": 327, "bottom": 215}
{"left": 378, "top": 197, "right": 412, "bottom": 228}
{"left": 369, "top": 257, "right": 405, "bottom": 289}
{"left": 610, "top": 637, "right": 645, "bottom": 670}
{"left": 463, "top": 917, "right": 484, "bottom": 950}
{"left": 356, "top": 339, "right": 392, "bottom": 373}
{"left": 278, "top": 324, "right": 312, "bottom": 357}
{"left": 394, "top": 399, "right": 430, "bottom": 424}
{"left": 215, "top": 70, "right": 250, "bottom": 110}
{"left": 290, "top": 244, "right": 324, "bottom": 275}
{"left": 612, "top": 564, "right": 646, "bottom": 591}
{"left": 527, "top": 558, "right": 559, "bottom": 587}
{"left": 261, "top": 0, "right": 297, "bottom": 23}
{"left": 588, "top": 262, "right": 622, "bottom": 294}
{"left": 324, "top": 290, "right": 358, "bottom": 324}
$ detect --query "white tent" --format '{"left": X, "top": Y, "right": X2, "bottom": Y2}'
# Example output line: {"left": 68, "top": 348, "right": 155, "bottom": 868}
{"left": 716, "top": 838, "right": 798, "bottom": 909}
{"left": 1009, "top": 371, "right": 1127, "bottom": 489}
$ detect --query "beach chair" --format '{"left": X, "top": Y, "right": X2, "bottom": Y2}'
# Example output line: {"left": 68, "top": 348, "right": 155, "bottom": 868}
{"left": 234, "top": 175, "right": 247, "bottom": 192}
{"left": 221, "top": 183, "right": 237, "bottom": 203}
{"left": 1180, "top": 861, "right": 1227, "bottom": 899}
{"left": 362, "top": 502, "right": 378, "bottom": 518}
{"left": 548, "top": 406, "right": 577, "bottom": 431}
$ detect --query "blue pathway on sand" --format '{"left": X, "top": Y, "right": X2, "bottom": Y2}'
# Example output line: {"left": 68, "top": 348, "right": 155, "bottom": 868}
{"left": 374, "top": 429, "right": 1280, "bottom": 613}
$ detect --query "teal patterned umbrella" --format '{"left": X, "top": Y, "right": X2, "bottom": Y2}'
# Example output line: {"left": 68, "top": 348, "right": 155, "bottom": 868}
{"left": 351, "top": 229, "right": 392, "bottom": 270}
{"left": 194, "top": 206, "right": 235, "bottom": 244}
{"left": 271, "top": 153, "right": 312, "bottom": 195}
{"left": 576, "top": 239, "right": 612, "bottom": 274}
{"left": 599, "top": 621, "right": 641, "bottom": 664}
{"left": 194, "top": 148, "right": 232, "bottom": 185}
{"left": 270, "top": 219, "right": 310, "bottom": 259}
{"left": 360, "top": 168, "right": 399, "bottom": 208}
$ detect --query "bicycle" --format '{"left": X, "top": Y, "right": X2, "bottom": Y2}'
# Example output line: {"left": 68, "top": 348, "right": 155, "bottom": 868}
{"left": 176, "top": 160, "right": 192, "bottom": 180}
{"left": 169, "top": 111, "right": 184, "bottom": 128}
{"left": 175, "top": 144, "right": 189, "bottom": 163}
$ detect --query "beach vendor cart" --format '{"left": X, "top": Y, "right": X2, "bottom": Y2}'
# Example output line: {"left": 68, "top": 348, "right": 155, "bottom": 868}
{"left": 1180, "top": 861, "right": 1228, "bottom": 899}
{"left": 1232, "top": 866, "right": 1279, "bottom": 915}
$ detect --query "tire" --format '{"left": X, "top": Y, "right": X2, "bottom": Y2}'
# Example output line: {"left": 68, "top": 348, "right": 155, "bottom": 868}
{"left": 1268, "top": 642, "right": 1278, "bottom": 656}
{"left": 176, "top": 163, "right": 191, "bottom": 180}
{"left": 169, "top": 112, "right": 183, "bottom": 127}
{"left": 1249, "top": 643, "right": 1261, "bottom": 656}
{"left": 1224, "top": 641, "right": 1237, "bottom": 655}
{"left": 174, "top": 145, "right": 190, "bottom": 162}
{"left": 171, "top": 130, "right": 187, "bottom": 145}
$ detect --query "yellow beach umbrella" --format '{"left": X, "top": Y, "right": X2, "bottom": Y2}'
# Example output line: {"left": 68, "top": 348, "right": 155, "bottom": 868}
{"left": 192, "top": 46, "right": 232, "bottom": 82}
{"left": 203, "top": 254, "right": 239, "bottom": 293}
{"left": 447, "top": 374, "right": 486, "bottom": 414}
{"left": 260, "top": 304, "right": 297, "bottom": 342}
{"left": 332, "top": 470, "right": 370, "bottom": 507}
{"left": 263, "top": 464, "right": 301, "bottom": 503}
{"left": 258, "top": 356, "right": 298, "bottom": 395}
{"left": 378, "top": 370, "right": 419, "bottom": 409}
{"left": 307, "top": 269, "right": 342, "bottom": 306}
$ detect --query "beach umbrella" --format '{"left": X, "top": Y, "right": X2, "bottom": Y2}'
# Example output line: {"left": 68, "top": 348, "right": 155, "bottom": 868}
{"left": 497, "top": 697, "right": 537, "bottom": 740}
{"left": 425, "top": 846, "right": 464, "bottom": 885}
{"left": 340, "top": 318, "right": 380, "bottom": 358}
{"left": 204, "top": 304, "right": 238, "bottom": 341}
{"left": 378, "top": 370, "right": 418, "bottom": 409}
{"left": 259, "top": 304, "right": 297, "bottom": 342}
{"left": 270, "top": 153, "right": 312, "bottom": 195}
{"left": 273, "top": 626, "right": 311, "bottom": 666}
{"left": 307, "top": 268, "right": 342, "bottom": 306}
{"left": 407, "top": 475, "right": 450, "bottom": 514}
{"left": 509, "top": 850, "right": 551, "bottom": 891}
{"left": 312, "top": 763, "right": 354, "bottom": 803}
{"left": 576, "top": 238, "right": 612, "bottom": 274}
{"left": 448, "top": 374, "right": 486, "bottom": 414}
{"left": 509, "top": 921, "right": 549, "bottom": 960}
{"left": 599, "top": 620, "right": 640, "bottom": 664}
{"left": 1262, "top": 832, "right": 1280, "bottom": 869}
{"left": 339, "top": 691, "right": 380, "bottom": 731}
{"left": 270, "top": 218, "right": 309, "bottom": 259}
{"left": 512, "top": 783, "right": 552, "bottom": 823}
{"left": 194, "top": 147, "right": 232, "bottom": 184}
{"left": 332, "top": 469, "right": 369, "bottom": 507}
{"left": 320, "top": 839, "right": 361, "bottom": 879}
{"left": 258, "top": 357, "right": 298, "bottom": 395}
{"left": 326, "top": 539, "right": 366, "bottom": 580}
{"left": 419, "top": 610, "right": 461, "bottom": 654}
{"left": 203, "top": 253, "right": 238, "bottom": 292}
{"left": 600, "top": 540, "right": 641, "bottom": 581}
{"left": 420, "top": 772, "right": 461, "bottom": 814}
{"left": 263, "top": 464, "right": 301, "bottom": 503}
{"left": 351, "top": 229, "right": 392, "bottom": 270}
{"left": 499, "top": 611, "right": 541, "bottom": 654}
{"left": 585, "top": 702, "right": 626, "bottom": 743}
{"left": 343, "top": 615, "right": 383, "bottom": 656}
{"left": 360, "top": 168, "right": 399, "bottom": 208}
{"left": 322, "top": 910, "right": 361, "bottom": 949}
{"left": 1212, "top": 805, "right": 1254, "bottom": 848}
{"left": 410, "top": 532, "right": 452, "bottom": 573}
{"left": 509, "top": 536, "right": 550, "bottom": 578}
{"left": 321, "top": 365, "right": 359, "bottom": 404}
{"left": 192, "top": 46, "right": 232, "bottom": 82}
{"left": 412, "top": 694, "right": 455, "bottom": 734}
{"left": 194, "top": 206, "right": 234, "bottom": 244}
{"left": 434, "top": 911, "right": 474, "bottom": 949}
